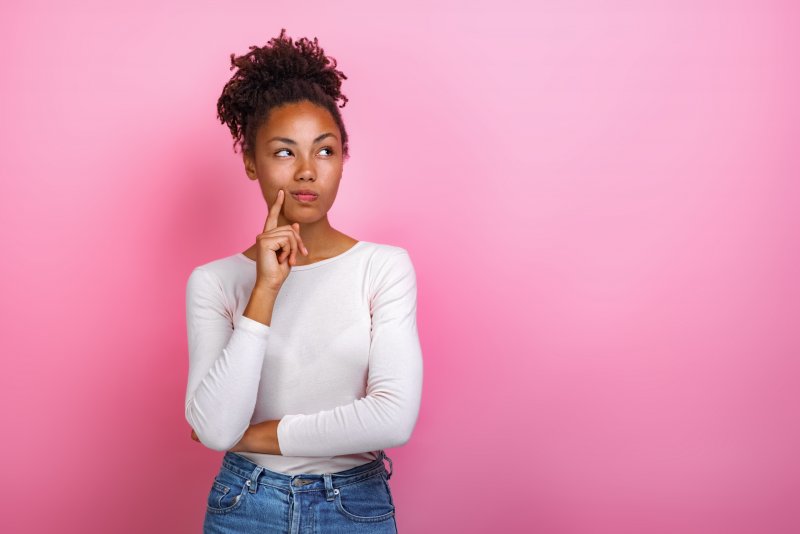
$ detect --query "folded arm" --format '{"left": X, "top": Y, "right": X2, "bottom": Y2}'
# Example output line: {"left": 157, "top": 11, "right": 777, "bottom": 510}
{"left": 274, "top": 251, "right": 424, "bottom": 457}
{"left": 184, "top": 267, "right": 272, "bottom": 451}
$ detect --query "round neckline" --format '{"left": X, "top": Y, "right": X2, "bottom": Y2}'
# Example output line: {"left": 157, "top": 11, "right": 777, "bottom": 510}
{"left": 236, "top": 240, "right": 366, "bottom": 271}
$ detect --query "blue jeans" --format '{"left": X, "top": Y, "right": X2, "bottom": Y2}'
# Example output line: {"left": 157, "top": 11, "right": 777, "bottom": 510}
{"left": 203, "top": 450, "right": 398, "bottom": 533}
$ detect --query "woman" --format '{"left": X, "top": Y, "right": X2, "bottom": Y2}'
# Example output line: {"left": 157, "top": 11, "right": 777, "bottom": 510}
{"left": 184, "top": 29, "right": 423, "bottom": 533}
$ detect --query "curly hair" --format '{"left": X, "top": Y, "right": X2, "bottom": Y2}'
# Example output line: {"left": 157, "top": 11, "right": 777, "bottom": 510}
{"left": 216, "top": 28, "right": 350, "bottom": 159}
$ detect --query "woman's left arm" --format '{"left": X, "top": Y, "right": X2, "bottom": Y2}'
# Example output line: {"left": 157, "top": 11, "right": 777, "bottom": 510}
{"left": 280, "top": 251, "right": 423, "bottom": 456}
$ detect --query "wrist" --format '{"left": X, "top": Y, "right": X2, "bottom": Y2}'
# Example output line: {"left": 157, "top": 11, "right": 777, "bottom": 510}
{"left": 253, "top": 282, "right": 280, "bottom": 297}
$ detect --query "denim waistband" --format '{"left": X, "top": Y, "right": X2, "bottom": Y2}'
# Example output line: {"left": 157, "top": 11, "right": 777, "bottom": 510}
{"left": 220, "top": 450, "right": 394, "bottom": 495}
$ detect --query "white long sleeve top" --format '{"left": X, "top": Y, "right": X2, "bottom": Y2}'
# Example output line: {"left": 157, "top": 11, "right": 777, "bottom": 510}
{"left": 184, "top": 240, "right": 423, "bottom": 475}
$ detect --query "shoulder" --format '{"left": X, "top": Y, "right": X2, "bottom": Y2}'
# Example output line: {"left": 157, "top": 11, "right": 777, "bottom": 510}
{"left": 186, "top": 253, "right": 247, "bottom": 295}
{"left": 359, "top": 240, "right": 412, "bottom": 261}
{"left": 359, "top": 241, "right": 414, "bottom": 274}
{"left": 361, "top": 241, "right": 417, "bottom": 294}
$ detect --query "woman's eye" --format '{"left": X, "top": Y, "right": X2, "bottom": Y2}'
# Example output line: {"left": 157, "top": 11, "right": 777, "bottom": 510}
{"left": 275, "top": 147, "right": 333, "bottom": 157}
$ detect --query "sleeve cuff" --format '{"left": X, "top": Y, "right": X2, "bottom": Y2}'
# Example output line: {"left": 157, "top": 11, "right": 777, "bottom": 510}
{"left": 277, "top": 415, "right": 295, "bottom": 456}
{"left": 235, "top": 314, "right": 272, "bottom": 338}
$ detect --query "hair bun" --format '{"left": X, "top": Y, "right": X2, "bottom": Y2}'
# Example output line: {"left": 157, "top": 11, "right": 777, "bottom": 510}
{"left": 228, "top": 28, "right": 347, "bottom": 107}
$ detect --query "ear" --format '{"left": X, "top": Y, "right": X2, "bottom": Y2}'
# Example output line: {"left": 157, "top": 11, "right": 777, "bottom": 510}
{"left": 243, "top": 151, "right": 257, "bottom": 181}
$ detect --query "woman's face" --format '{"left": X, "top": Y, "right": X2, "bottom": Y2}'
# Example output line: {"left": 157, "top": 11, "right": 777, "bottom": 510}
{"left": 244, "top": 99, "right": 344, "bottom": 226}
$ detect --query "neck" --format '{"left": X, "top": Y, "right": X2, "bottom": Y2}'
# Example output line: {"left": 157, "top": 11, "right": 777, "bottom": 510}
{"left": 277, "top": 214, "right": 341, "bottom": 255}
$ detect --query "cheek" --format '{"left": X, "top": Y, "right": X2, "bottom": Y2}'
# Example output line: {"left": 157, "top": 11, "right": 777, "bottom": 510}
{"left": 324, "top": 182, "right": 342, "bottom": 201}
{"left": 259, "top": 157, "right": 292, "bottom": 175}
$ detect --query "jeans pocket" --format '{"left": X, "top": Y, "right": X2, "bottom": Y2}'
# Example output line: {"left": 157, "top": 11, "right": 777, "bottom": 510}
{"left": 334, "top": 473, "right": 396, "bottom": 523}
{"left": 206, "top": 468, "right": 248, "bottom": 515}
{"left": 380, "top": 471, "right": 396, "bottom": 508}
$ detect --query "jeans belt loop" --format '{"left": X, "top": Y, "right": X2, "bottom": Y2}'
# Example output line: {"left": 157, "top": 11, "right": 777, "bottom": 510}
{"left": 248, "top": 466, "right": 263, "bottom": 493}
{"left": 323, "top": 473, "right": 335, "bottom": 501}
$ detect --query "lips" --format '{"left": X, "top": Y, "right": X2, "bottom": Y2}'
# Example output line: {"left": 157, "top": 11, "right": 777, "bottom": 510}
{"left": 290, "top": 190, "right": 318, "bottom": 202}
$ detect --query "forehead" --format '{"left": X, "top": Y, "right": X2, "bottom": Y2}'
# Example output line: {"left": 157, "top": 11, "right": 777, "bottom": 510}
{"left": 259, "top": 101, "right": 338, "bottom": 139}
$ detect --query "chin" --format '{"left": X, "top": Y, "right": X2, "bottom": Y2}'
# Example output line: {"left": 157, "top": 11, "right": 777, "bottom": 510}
{"left": 290, "top": 211, "right": 325, "bottom": 224}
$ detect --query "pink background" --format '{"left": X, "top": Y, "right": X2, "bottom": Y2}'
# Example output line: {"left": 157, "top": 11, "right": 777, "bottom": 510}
{"left": 1, "top": 1, "right": 798, "bottom": 533}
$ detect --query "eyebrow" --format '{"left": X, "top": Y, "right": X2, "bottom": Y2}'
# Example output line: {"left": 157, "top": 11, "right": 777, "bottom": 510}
{"left": 267, "top": 132, "right": 338, "bottom": 145}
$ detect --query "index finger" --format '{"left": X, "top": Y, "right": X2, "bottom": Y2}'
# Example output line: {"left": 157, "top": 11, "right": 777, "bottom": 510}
{"left": 264, "top": 189, "right": 284, "bottom": 232}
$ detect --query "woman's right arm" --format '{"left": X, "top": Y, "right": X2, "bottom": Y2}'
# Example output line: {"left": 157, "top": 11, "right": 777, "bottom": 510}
{"left": 184, "top": 267, "right": 277, "bottom": 451}
{"left": 186, "top": 188, "right": 305, "bottom": 451}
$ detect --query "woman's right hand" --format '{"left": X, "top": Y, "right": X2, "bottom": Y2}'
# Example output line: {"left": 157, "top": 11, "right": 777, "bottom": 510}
{"left": 255, "top": 189, "right": 309, "bottom": 292}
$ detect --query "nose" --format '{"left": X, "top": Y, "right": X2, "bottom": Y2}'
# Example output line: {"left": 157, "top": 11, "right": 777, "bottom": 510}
{"left": 295, "top": 159, "right": 316, "bottom": 181}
